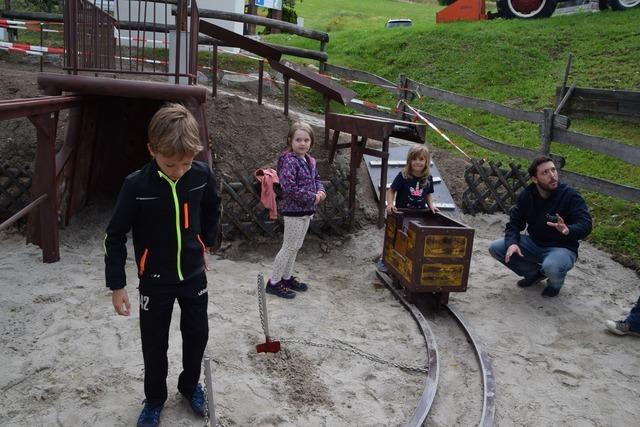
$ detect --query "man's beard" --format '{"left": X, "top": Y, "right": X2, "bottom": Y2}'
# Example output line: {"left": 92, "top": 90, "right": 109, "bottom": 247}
{"left": 538, "top": 180, "right": 558, "bottom": 192}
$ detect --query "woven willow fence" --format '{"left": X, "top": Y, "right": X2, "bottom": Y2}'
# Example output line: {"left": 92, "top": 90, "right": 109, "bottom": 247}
{"left": 462, "top": 159, "right": 530, "bottom": 214}
{"left": 0, "top": 165, "right": 32, "bottom": 223}
{"left": 220, "top": 170, "right": 352, "bottom": 240}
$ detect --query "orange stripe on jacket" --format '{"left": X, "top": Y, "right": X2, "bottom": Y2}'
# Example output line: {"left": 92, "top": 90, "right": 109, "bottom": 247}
{"left": 139, "top": 248, "right": 149, "bottom": 276}
{"left": 183, "top": 203, "right": 189, "bottom": 229}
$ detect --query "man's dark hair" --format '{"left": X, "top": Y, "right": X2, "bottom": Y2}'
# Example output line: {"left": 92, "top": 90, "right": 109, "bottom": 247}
{"left": 528, "top": 156, "right": 554, "bottom": 178}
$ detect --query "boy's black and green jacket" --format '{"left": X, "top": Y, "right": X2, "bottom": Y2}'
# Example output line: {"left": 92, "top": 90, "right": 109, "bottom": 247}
{"left": 104, "top": 160, "right": 220, "bottom": 290}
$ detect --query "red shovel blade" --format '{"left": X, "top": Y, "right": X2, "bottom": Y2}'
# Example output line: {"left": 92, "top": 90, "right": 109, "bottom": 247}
{"left": 256, "top": 337, "right": 281, "bottom": 353}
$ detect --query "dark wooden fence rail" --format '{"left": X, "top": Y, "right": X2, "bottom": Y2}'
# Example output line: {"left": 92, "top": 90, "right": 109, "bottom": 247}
{"left": 323, "top": 64, "right": 640, "bottom": 205}
{"left": 195, "top": 8, "right": 330, "bottom": 69}
{"left": 556, "top": 86, "right": 640, "bottom": 123}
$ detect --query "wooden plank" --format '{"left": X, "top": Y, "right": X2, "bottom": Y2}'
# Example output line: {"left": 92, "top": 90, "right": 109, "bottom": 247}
{"left": 197, "top": 8, "right": 329, "bottom": 42}
{"left": 571, "top": 87, "right": 640, "bottom": 103}
{"left": 324, "top": 63, "right": 397, "bottom": 94}
{"left": 325, "top": 113, "right": 395, "bottom": 141}
{"left": 559, "top": 170, "right": 640, "bottom": 204}
{"left": 406, "top": 78, "right": 543, "bottom": 123}
{"left": 553, "top": 128, "right": 640, "bottom": 167}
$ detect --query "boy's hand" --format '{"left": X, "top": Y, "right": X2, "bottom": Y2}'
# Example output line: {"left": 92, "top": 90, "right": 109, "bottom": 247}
{"left": 112, "top": 288, "right": 131, "bottom": 316}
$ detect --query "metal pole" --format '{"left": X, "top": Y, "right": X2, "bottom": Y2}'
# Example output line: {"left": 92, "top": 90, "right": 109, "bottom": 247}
{"left": 203, "top": 356, "right": 217, "bottom": 426}
{"left": 258, "top": 59, "right": 264, "bottom": 105}
{"left": 39, "top": 22, "right": 44, "bottom": 72}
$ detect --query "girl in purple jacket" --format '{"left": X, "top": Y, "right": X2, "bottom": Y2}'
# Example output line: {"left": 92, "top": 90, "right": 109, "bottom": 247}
{"left": 266, "top": 122, "right": 326, "bottom": 298}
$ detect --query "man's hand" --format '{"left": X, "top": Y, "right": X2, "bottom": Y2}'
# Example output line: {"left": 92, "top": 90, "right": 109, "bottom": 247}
{"left": 112, "top": 288, "right": 131, "bottom": 316}
{"left": 546, "top": 213, "right": 569, "bottom": 236}
{"left": 505, "top": 244, "right": 523, "bottom": 263}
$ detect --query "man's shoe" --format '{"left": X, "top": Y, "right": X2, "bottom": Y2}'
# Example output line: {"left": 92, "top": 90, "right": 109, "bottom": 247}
{"left": 605, "top": 320, "right": 640, "bottom": 337}
{"left": 283, "top": 276, "right": 308, "bottom": 292}
{"left": 137, "top": 402, "right": 163, "bottom": 427}
{"left": 541, "top": 284, "right": 561, "bottom": 297}
{"left": 183, "top": 383, "right": 206, "bottom": 417}
{"left": 517, "top": 272, "right": 545, "bottom": 288}
{"left": 266, "top": 280, "right": 296, "bottom": 299}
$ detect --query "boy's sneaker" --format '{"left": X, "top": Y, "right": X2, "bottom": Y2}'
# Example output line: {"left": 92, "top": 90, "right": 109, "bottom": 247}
{"left": 183, "top": 383, "right": 206, "bottom": 417}
{"left": 137, "top": 402, "right": 163, "bottom": 427}
{"left": 517, "top": 271, "right": 545, "bottom": 288}
{"left": 605, "top": 320, "right": 640, "bottom": 337}
{"left": 266, "top": 280, "right": 296, "bottom": 299}
{"left": 283, "top": 276, "right": 308, "bottom": 292}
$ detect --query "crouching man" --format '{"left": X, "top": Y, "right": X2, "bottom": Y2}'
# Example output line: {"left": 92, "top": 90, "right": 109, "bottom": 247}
{"left": 489, "top": 156, "right": 592, "bottom": 297}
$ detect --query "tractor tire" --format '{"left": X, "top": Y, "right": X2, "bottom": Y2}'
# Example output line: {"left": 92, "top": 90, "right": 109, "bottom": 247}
{"left": 609, "top": 0, "right": 640, "bottom": 10}
{"left": 496, "top": 0, "right": 558, "bottom": 18}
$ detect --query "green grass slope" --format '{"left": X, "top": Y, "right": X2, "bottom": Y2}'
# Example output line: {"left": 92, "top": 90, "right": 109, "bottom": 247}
{"left": 268, "top": 2, "right": 640, "bottom": 270}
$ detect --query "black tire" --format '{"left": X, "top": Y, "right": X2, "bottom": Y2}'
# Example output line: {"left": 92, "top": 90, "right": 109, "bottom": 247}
{"left": 609, "top": 0, "right": 640, "bottom": 10}
{"left": 496, "top": 0, "right": 558, "bottom": 18}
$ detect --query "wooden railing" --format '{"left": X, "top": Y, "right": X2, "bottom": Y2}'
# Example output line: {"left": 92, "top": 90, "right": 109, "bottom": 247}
{"left": 323, "top": 64, "right": 640, "bottom": 205}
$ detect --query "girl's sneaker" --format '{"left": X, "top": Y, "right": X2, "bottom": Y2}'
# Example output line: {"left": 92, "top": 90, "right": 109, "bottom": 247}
{"left": 283, "top": 276, "right": 308, "bottom": 292}
{"left": 137, "top": 402, "right": 163, "bottom": 427}
{"left": 266, "top": 280, "right": 296, "bottom": 299}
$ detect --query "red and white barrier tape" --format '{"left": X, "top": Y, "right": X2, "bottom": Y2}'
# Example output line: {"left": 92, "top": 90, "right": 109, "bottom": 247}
{"left": 0, "top": 46, "right": 43, "bottom": 56}
{"left": 0, "top": 41, "right": 63, "bottom": 54}
{"left": 0, "top": 19, "right": 62, "bottom": 32}
{"left": 400, "top": 100, "right": 471, "bottom": 159}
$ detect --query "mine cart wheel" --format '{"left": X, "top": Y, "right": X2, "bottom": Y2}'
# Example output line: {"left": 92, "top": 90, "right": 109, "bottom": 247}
{"left": 497, "top": 0, "right": 558, "bottom": 18}
{"left": 609, "top": 0, "right": 640, "bottom": 9}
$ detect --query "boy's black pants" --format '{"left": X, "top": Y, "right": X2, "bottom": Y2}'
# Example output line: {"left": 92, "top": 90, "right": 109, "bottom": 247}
{"left": 139, "top": 272, "right": 208, "bottom": 407}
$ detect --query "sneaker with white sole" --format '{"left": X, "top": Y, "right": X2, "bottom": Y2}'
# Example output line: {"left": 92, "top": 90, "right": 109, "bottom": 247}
{"left": 605, "top": 320, "right": 640, "bottom": 337}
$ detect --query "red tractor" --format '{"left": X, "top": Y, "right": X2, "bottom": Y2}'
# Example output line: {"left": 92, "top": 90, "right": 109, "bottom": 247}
{"left": 496, "top": 0, "right": 639, "bottom": 19}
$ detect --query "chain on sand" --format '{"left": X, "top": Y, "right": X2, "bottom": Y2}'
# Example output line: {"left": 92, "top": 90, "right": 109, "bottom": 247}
{"left": 279, "top": 337, "right": 429, "bottom": 374}
{"left": 202, "top": 363, "right": 226, "bottom": 427}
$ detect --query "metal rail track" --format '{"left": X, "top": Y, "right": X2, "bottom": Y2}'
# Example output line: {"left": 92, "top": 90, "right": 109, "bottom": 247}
{"left": 376, "top": 271, "right": 496, "bottom": 427}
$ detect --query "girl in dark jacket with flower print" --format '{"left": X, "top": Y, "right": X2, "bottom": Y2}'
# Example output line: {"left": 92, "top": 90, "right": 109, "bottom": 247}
{"left": 266, "top": 122, "right": 325, "bottom": 298}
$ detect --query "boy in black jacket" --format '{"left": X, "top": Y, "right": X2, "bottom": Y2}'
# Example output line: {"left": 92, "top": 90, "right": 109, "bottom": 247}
{"left": 105, "top": 103, "right": 220, "bottom": 427}
{"left": 489, "top": 156, "right": 592, "bottom": 297}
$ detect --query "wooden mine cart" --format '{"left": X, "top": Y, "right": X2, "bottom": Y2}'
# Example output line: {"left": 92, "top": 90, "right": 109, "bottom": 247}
{"left": 382, "top": 209, "right": 475, "bottom": 304}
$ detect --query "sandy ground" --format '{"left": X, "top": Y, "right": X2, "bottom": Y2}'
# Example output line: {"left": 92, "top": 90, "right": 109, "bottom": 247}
{"left": 1, "top": 56, "right": 639, "bottom": 427}
{"left": 1, "top": 203, "right": 639, "bottom": 426}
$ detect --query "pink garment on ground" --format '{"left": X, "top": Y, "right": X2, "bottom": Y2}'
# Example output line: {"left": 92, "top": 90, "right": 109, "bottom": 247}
{"left": 254, "top": 168, "right": 280, "bottom": 219}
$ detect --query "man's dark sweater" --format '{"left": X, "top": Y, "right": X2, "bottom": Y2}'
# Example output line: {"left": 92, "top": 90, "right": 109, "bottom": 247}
{"left": 505, "top": 183, "right": 592, "bottom": 255}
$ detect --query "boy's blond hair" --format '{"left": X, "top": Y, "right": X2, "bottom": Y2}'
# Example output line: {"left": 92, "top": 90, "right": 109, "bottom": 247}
{"left": 287, "top": 122, "right": 315, "bottom": 150}
{"left": 401, "top": 145, "right": 431, "bottom": 180}
{"left": 148, "top": 103, "right": 202, "bottom": 157}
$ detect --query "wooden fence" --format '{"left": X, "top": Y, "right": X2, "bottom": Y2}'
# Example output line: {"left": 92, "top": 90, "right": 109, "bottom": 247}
{"left": 220, "top": 172, "right": 351, "bottom": 240}
{"left": 322, "top": 64, "right": 640, "bottom": 209}
{"left": 555, "top": 86, "right": 640, "bottom": 123}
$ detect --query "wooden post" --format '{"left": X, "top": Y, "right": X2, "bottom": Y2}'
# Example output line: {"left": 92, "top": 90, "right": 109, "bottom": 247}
{"left": 246, "top": 1, "right": 257, "bottom": 35}
{"left": 556, "top": 53, "right": 573, "bottom": 108}
{"left": 27, "top": 112, "right": 60, "bottom": 263}
{"left": 539, "top": 108, "right": 554, "bottom": 156}
{"left": 319, "top": 41, "right": 327, "bottom": 72}
{"left": 283, "top": 76, "right": 290, "bottom": 116}
{"left": 258, "top": 59, "right": 264, "bottom": 105}
{"left": 324, "top": 96, "right": 330, "bottom": 147}
{"left": 396, "top": 74, "right": 407, "bottom": 120}
{"left": 271, "top": 9, "right": 282, "bottom": 34}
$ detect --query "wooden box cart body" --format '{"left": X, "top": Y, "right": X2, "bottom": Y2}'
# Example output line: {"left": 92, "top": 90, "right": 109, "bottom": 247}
{"left": 383, "top": 210, "right": 475, "bottom": 304}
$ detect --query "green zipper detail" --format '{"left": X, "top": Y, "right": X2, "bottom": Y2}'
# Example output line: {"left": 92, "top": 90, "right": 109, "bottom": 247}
{"left": 158, "top": 171, "right": 184, "bottom": 281}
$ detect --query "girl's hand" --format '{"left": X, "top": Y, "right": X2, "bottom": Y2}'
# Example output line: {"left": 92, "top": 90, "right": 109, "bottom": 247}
{"left": 315, "top": 191, "right": 326, "bottom": 204}
{"left": 430, "top": 205, "right": 440, "bottom": 213}
{"left": 386, "top": 205, "right": 397, "bottom": 215}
